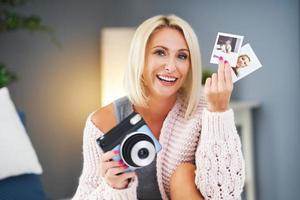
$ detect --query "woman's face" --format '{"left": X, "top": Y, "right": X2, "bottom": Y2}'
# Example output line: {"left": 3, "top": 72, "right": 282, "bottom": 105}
{"left": 236, "top": 55, "right": 250, "bottom": 68}
{"left": 143, "top": 27, "right": 190, "bottom": 99}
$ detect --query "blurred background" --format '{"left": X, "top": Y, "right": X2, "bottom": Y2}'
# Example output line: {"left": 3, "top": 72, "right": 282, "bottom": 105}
{"left": 0, "top": 0, "right": 299, "bottom": 199}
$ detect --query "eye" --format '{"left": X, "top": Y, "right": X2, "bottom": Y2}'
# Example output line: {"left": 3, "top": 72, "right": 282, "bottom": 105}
{"left": 154, "top": 49, "right": 166, "bottom": 56}
{"left": 178, "top": 53, "right": 188, "bottom": 60}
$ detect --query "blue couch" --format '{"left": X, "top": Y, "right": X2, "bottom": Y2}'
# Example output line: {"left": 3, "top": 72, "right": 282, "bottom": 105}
{"left": 0, "top": 112, "right": 48, "bottom": 200}
{"left": 0, "top": 174, "right": 47, "bottom": 200}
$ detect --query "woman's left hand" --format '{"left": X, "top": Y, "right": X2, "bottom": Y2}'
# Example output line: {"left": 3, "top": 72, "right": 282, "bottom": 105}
{"left": 204, "top": 56, "right": 233, "bottom": 112}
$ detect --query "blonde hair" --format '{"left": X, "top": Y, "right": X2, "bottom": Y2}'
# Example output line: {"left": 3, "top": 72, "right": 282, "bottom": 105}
{"left": 123, "top": 14, "right": 202, "bottom": 119}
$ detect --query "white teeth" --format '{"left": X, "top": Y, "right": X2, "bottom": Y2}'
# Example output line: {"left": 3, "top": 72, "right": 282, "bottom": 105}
{"left": 157, "top": 75, "right": 177, "bottom": 82}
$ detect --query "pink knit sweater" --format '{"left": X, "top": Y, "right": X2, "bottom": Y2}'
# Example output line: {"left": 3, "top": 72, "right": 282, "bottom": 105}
{"left": 73, "top": 95, "right": 245, "bottom": 200}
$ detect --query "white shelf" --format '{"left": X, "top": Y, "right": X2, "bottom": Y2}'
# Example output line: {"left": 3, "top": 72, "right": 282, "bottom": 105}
{"left": 230, "top": 101, "right": 260, "bottom": 200}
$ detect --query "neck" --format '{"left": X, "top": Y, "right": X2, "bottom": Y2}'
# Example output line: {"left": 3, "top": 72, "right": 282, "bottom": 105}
{"left": 134, "top": 94, "right": 177, "bottom": 123}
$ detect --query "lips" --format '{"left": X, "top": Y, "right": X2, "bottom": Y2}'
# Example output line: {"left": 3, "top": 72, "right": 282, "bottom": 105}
{"left": 156, "top": 75, "right": 178, "bottom": 83}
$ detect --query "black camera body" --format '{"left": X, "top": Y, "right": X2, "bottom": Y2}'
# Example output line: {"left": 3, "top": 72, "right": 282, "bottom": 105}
{"left": 96, "top": 112, "right": 161, "bottom": 171}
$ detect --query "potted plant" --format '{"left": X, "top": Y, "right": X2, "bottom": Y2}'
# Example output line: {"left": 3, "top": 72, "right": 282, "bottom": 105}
{"left": 202, "top": 68, "right": 213, "bottom": 85}
{"left": 0, "top": 63, "right": 16, "bottom": 88}
{"left": 0, "top": 0, "right": 59, "bottom": 89}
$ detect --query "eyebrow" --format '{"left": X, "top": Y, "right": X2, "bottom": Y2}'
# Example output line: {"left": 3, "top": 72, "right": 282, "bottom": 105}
{"left": 152, "top": 45, "right": 190, "bottom": 53}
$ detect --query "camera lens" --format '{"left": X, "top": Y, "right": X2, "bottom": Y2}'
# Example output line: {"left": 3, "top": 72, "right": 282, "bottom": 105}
{"left": 138, "top": 148, "right": 149, "bottom": 159}
{"left": 120, "top": 132, "right": 155, "bottom": 167}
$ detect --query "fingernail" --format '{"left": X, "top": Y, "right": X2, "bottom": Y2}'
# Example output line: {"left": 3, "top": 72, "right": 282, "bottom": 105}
{"left": 113, "top": 150, "right": 119, "bottom": 154}
{"left": 118, "top": 160, "right": 124, "bottom": 165}
{"left": 219, "top": 56, "right": 223, "bottom": 60}
{"left": 224, "top": 60, "right": 228, "bottom": 64}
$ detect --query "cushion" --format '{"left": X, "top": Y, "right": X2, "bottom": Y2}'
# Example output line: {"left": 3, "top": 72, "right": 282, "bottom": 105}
{"left": 0, "top": 87, "right": 42, "bottom": 180}
{"left": 0, "top": 174, "right": 47, "bottom": 200}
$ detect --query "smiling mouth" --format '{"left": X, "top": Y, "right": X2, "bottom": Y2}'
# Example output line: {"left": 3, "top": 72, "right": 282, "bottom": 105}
{"left": 156, "top": 75, "right": 178, "bottom": 83}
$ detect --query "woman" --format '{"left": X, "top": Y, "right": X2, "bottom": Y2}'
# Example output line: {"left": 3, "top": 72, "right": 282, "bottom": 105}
{"left": 232, "top": 54, "right": 251, "bottom": 76}
{"left": 73, "top": 15, "right": 245, "bottom": 200}
{"left": 221, "top": 39, "right": 232, "bottom": 54}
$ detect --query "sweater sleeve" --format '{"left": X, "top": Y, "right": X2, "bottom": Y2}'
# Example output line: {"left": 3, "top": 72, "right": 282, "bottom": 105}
{"left": 72, "top": 117, "right": 138, "bottom": 200}
{"left": 195, "top": 108, "right": 245, "bottom": 200}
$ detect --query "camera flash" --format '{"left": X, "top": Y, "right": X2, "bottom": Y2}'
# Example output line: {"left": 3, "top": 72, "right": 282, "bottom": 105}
{"left": 130, "top": 114, "right": 141, "bottom": 125}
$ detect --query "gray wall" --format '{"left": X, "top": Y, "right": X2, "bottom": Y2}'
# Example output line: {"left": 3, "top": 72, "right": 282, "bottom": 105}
{"left": 0, "top": 0, "right": 299, "bottom": 199}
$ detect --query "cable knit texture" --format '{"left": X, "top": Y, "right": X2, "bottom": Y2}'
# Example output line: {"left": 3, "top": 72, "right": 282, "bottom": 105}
{"left": 72, "top": 94, "right": 245, "bottom": 200}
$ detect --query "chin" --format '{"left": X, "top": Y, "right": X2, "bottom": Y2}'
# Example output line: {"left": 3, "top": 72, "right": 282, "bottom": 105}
{"left": 154, "top": 88, "right": 179, "bottom": 99}
{"left": 149, "top": 80, "right": 182, "bottom": 99}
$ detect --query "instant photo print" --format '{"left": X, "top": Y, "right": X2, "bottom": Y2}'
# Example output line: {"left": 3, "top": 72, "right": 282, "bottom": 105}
{"left": 231, "top": 43, "right": 262, "bottom": 83}
{"left": 210, "top": 32, "right": 244, "bottom": 67}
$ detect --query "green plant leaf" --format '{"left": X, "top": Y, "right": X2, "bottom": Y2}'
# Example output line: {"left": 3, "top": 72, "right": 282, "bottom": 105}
{"left": 0, "top": 0, "right": 30, "bottom": 7}
{"left": 202, "top": 68, "right": 214, "bottom": 85}
{"left": 0, "top": 63, "right": 17, "bottom": 88}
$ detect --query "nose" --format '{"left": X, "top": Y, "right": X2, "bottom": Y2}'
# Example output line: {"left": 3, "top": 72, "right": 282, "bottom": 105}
{"left": 164, "top": 57, "right": 176, "bottom": 73}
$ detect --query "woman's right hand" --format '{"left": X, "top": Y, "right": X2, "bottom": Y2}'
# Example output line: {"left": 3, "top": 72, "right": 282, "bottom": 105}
{"left": 100, "top": 150, "right": 137, "bottom": 189}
